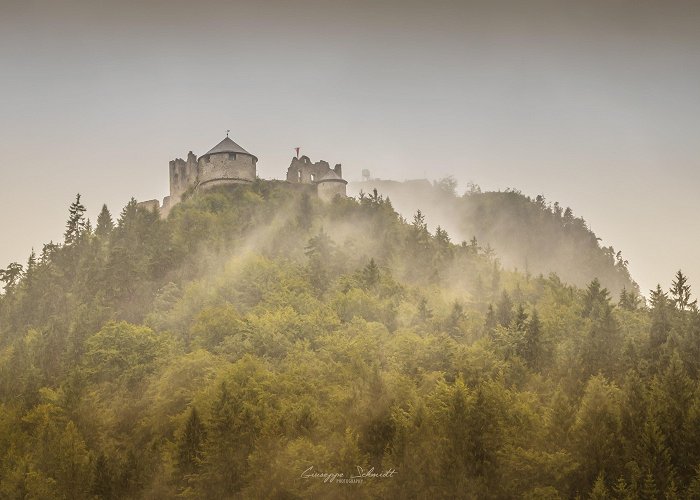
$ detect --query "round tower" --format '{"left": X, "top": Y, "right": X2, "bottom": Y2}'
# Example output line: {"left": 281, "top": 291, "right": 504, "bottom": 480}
{"left": 316, "top": 170, "right": 348, "bottom": 202}
{"left": 197, "top": 136, "right": 257, "bottom": 189}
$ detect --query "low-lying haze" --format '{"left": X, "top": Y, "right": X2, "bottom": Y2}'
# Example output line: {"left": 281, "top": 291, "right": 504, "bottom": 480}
{"left": 1, "top": 0, "right": 699, "bottom": 295}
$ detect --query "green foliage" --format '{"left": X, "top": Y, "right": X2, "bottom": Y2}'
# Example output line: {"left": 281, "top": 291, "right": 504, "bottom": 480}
{"left": 0, "top": 184, "right": 699, "bottom": 497}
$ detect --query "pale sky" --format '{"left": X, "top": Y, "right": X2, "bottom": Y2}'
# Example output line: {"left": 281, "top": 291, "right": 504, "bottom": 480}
{"left": 1, "top": 0, "right": 699, "bottom": 296}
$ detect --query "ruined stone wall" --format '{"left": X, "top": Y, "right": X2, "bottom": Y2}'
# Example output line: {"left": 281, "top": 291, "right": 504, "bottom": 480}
{"left": 287, "top": 156, "right": 339, "bottom": 184}
{"left": 317, "top": 180, "right": 347, "bottom": 202}
{"left": 169, "top": 151, "right": 198, "bottom": 206}
{"left": 198, "top": 153, "right": 256, "bottom": 188}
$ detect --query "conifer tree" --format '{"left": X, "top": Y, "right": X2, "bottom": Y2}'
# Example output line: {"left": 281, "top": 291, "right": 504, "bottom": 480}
{"left": 304, "top": 227, "right": 334, "bottom": 292}
{"left": 0, "top": 262, "right": 23, "bottom": 293}
{"left": 513, "top": 303, "right": 528, "bottom": 331}
{"left": 523, "top": 308, "right": 543, "bottom": 370}
{"left": 361, "top": 258, "right": 380, "bottom": 289}
{"left": 618, "top": 287, "right": 640, "bottom": 311}
{"left": 417, "top": 297, "right": 433, "bottom": 324}
{"left": 650, "top": 284, "right": 672, "bottom": 348}
{"left": 409, "top": 210, "right": 431, "bottom": 257}
{"left": 177, "top": 407, "right": 206, "bottom": 478}
{"left": 640, "top": 470, "right": 658, "bottom": 500}
{"left": 64, "top": 193, "right": 87, "bottom": 245}
{"left": 670, "top": 270, "right": 696, "bottom": 312}
{"left": 496, "top": 291, "right": 513, "bottom": 327}
{"left": 95, "top": 204, "right": 115, "bottom": 238}
{"left": 582, "top": 278, "right": 611, "bottom": 319}
{"left": 484, "top": 304, "right": 497, "bottom": 334}
{"left": 651, "top": 353, "right": 694, "bottom": 479}
{"left": 92, "top": 453, "right": 114, "bottom": 499}
{"left": 589, "top": 473, "right": 610, "bottom": 499}
{"left": 447, "top": 301, "right": 465, "bottom": 338}
{"left": 434, "top": 226, "right": 452, "bottom": 260}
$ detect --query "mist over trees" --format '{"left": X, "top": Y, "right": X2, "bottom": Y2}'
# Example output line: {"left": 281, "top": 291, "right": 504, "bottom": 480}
{"left": 0, "top": 182, "right": 697, "bottom": 498}
{"left": 348, "top": 178, "right": 637, "bottom": 296}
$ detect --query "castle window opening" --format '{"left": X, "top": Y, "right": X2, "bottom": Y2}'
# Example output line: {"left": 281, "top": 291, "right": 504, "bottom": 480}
{"left": 311, "top": 173, "right": 316, "bottom": 182}
{"left": 228, "top": 153, "right": 236, "bottom": 160}
{"left": 297, "top": 170, "right": 301, "bottom": 182}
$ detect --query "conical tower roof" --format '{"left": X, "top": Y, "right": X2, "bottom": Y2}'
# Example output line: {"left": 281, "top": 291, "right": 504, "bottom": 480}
{"left": 317, "top": 170, "right": 347, "bottom": 184}
{"left": 204, "top": 136, "right": 256, "bottom": 160}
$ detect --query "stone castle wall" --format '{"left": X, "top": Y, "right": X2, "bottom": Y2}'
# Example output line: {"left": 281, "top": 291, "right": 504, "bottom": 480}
{"left": 317, "top": 180, "right": 347, "bottom": 202}
{"left": 169, "top": 151, "right": 198, "bottom": 206}
{"left": 198, "top": 153, "right": 256, "bottom": 189}
{"left": 159, "top": 144, "right": 348, "bottom": 217}
{"left": 287, "top": 156, "right": 342, "bottom": 184}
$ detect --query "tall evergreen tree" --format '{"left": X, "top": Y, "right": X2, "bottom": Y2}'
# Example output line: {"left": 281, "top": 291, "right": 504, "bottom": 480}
{"left": 670, "top": 270, "right": 696, "bottom": 312}
{"left": 496, "top": 291, "right": 513, "bottom": 327}
{"left": 177, "top": 407, "right": 207, "bottom": 479}
{"left": 304, "top": 227, "right": 334, "bottom": 292}
{"left": 95, "top": 204, "right": 115, "bottom": 238}
{"left": 618, "top": 287, "right": 640, "bottom": 311}
{"left": 64, "top": 193, "right": 87, "bottom": 245}
{"left": 582, "top": 278, "right": 611, "bottom": 319}
{"left": 0, "top": 262, "right": 23, "bottom": 293}
{"left": 522, "top": 308, "right": 543, "bottom": 370}
{"left": 649, "top": 284, "right": 672, "bottom": 348}
{"left": 361, "top": 258, "right": 380, "bottom": 289}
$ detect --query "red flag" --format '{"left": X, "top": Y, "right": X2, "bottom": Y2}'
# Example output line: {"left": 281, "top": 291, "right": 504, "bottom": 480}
{"left": 294, "top": 147, "right": 300, "bottom": 159}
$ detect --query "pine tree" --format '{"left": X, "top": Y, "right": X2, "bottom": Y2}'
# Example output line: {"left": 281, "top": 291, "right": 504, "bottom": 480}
{"left": 635, "top": 417, "right": 672, "bottom": 494}
{"left": 361, "top": 258, "right": 380, "bottom": 289}
{"left": 64, "top": 193, "right": 87, "bottom": 245}
{"left": 513, "top": 303, "right": 528, "bottom": 331}
{"left": 304, "top": 227, "right": 334, "bottom": 293}
{"left": 522, "top": 308, "right": 543, "bottom": 370}
{"left": 434, "top": 226, "right": 452, "bottom": 261}
{"left": 0, "top": 262, "right": 23, "bottom": 293}
{"left": 669, "top": 270, "right": 696, "bottom": 312}
{"left": 409, "top": 210, "right": 431, "bottom": 256}
{"left": 95, "top": 204, "right": 114, "bottom": 238}
{"left": 201, "top": 382, "right": 238, "bottom": 495}
{"left": 23, "top": 250, "right": 37, "bottom": 290}
{"left": 417, "top": 297, "right": 433, "bottom": 324}
{"left": 92, "top": 453, "right": 114, "bottom": 499}
{"left": 589, "top": 473, "right": 610, "bottom": 499}
{"left": 640, "top": 470, "right": 658, "bottom": 500}
{"left": 664, "top": 479, "right": 679, "bottom": 500}
{"left": 484, "top": 304, "right": 497, "bottom": 334}
{"left": 651, "top": 353, "right": 694, "bottom": 479}
{"left": 447, "top": 301, "right": 465, "bottom": 338}
{"left": 612, "top": 477, "right": 634, "bottom": 500}
{"left": 177, "top": 407, "right": 207, "bottom": 479}
{"left": 563, "top": 207, "right": 574, "bottom": 227}
{"left": 496, "top": 291, "right": 513, "bottom": 327}
{"left": 649, "top": 284, "right": 672, "bottom": 348}
{"left": 618, "top": 287, "right": 640, "bottom": 311}
{"left": 582, "top": 278, "right": 611, "bottom": 319}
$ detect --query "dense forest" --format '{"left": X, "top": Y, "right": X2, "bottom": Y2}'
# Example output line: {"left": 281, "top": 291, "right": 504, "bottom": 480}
{"left": 348, "top": 178, "right": 637, "bottom": 296}
{"left": 0, "top": 182, "right": 698, "bottom": 499}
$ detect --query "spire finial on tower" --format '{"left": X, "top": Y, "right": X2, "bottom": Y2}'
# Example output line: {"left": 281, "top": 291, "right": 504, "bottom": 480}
{"left": 226, "top": 129, "right": 230, "bottom": 138}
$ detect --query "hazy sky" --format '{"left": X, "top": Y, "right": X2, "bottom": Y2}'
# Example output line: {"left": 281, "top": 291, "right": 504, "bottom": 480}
{"left": 1, "top": 0, "right": 699, "bottom": 296}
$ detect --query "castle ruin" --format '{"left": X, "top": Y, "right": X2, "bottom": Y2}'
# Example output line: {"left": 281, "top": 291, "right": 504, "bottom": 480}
{"left": 145, "top": 135, "right": 347, "bottom": 215}
{"left": 285, "top": 156, "right": 348, "bottom": 203}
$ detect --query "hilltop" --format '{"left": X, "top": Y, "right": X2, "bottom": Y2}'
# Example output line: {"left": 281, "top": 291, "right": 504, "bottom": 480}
{"left": 349, "top": 178, "right": 638, "bottom": 296}
{"left": 0, "top": 181, "right": 698, "bottom": 498}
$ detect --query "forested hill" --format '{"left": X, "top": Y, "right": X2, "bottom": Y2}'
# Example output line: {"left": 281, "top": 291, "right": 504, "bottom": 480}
{"left": 1, "top": 181, "right": 700, "bottom": 498}
{"left": 349, "top": 179, "right": 637, "bottom": 296}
